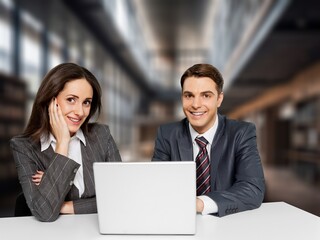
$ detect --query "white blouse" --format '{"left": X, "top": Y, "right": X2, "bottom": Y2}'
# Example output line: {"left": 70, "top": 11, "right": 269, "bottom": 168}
{"left": 40, "top": 130, "right": 86, "bottom": 197}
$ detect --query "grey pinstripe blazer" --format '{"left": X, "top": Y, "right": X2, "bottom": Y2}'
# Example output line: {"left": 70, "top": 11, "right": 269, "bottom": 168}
{"left": 10, "top": 123, "right": 121, "bottom": 222}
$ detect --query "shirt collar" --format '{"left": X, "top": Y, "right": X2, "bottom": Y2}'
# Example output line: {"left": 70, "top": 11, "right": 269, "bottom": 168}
{"left": 40, "top": 129, "right": 86, "bottom": 152}
{"left": 188, "top": 114, "right": 218, "bottom": 145}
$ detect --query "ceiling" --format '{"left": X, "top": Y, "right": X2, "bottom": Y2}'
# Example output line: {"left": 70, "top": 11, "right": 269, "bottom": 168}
{"left": 17, "top": 0, "right": 320, "bottom": 115}
{"left": 129, "top": 0, "right": 320, "bottom": 115}
{"left": 134, "top": 0, "right": 212, "bottom": 55}
{"left": 221, "top": 0, "right": 320, "bottom": 114}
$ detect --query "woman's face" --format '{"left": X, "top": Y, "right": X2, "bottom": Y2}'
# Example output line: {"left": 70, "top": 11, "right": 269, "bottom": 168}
{"left": 56, "top": 78, "right": 93, "bottom": 135}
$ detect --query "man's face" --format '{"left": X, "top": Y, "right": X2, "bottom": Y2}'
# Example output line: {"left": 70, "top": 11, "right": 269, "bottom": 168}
{"left": 182, "top": 76, "right": 223, "bottom": 134}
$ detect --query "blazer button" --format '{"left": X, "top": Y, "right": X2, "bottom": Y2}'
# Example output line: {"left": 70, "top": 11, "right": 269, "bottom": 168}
{"left": 73, "top": 168, "right": 78, "bottom": 173}
{"left": 69, "top": 180, "right": 74, "bottom": 186}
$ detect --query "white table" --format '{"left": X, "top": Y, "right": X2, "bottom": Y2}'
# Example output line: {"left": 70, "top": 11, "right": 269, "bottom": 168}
{"left": 1, "top": 202, "right": 319, "bottom": 240}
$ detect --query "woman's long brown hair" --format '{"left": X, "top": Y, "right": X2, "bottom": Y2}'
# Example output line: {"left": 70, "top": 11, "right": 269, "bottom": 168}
{"left": 23, "top": 63, "right": 102, "bottom": 142}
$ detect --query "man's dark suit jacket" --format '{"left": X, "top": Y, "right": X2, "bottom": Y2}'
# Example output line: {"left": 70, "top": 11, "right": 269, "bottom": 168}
{"left": 10, "top": 123, "right": 121, "bottom": 222}
{"left": 152, "top": 114, "right": 265, "bottom": 217}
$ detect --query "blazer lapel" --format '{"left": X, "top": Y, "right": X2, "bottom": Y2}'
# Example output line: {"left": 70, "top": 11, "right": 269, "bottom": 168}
{"left": 80, "top": 141, "right": 95, "bottom": 197}
{"left": 177, "top": 119, "right": 193, "bottom": 161}
{"left": 41, "top": 145, "right": 57, "bottom": 170}
{"left": 177, "top": 137, "right": 193, "bottom": 161}
{"left": 209, "top": 114, "right": 226, "bottom": 188}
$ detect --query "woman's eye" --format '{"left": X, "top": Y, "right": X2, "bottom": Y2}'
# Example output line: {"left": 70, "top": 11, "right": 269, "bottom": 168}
{"left": 84, "top": 100, "right": 92, "bottom": 106}
{"left": 67, "top": 98, "right": 75, "bottom": 103}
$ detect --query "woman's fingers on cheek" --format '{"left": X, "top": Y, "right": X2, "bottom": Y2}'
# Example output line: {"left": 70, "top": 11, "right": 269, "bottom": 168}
{"left": 56, "top": 105, "right": 64, "bottom": 122}
{"left": 49, "top": 99, "right": 56, "bottom": 122}
{"left": 54, "top": 98, "right": 59, "bottom": 111}
{"left": 49, "top": 98, "right": 54, "bottom": 110}
{"left": 50, "top": 100, "right": 60, "bottom": 124}
{"left": 54, "top": 102, "right": 61, "bottom": 122}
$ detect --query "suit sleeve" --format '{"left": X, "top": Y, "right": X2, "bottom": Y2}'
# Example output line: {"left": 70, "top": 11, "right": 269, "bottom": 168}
{"left": 103, "top": 125, "right": 122, "bottom": 163}
{"left": 72, "top": 124, "right": 121, "bottom": 214}
{"left": 73, "top": 197, "right": 97, "bottom": 214}
{"left": 10, "top": 138, "right": 80, "bottom": 222}
{"left": 209, "top": 123, "right": 265, "bottom": 217}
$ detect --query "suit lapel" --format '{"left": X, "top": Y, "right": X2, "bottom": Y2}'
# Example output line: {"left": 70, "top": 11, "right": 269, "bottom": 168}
{"left": 177, "top": 119, "right": 193, "bottom": 161}
{"left": 209, "top": 114, "right": 225, "bottom": 188}
{"left": 210, "top": 138, "right": 224, "bottom": 189}
{"left": 67, "top": 141, "right": 93, "bottom": 199}
{"left": 41, "top": 145, "right": 58, "bottom": 170}
{"left": 177, "top": 137, "right": 193, "bottom": 161}
{"left": 80, "top": 140, "right": 95, "bottom": 197}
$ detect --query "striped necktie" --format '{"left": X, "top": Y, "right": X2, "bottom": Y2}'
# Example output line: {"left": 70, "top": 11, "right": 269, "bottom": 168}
{"left": 195, "top": 136, "right": 211, "bottom": 196}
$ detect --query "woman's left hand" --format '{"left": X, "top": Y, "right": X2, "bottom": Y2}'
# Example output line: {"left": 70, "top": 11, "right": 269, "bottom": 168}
{"left": 32, "top": 170, "right": 44, "bottom": 186}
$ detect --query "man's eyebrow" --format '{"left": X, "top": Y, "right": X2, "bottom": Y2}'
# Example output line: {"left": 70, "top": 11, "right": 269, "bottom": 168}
{"left": 182, "top": 90, "right": 216, "bottom": 95}
{"left": 201, "top": 91, "right": 215, "bottom": 95}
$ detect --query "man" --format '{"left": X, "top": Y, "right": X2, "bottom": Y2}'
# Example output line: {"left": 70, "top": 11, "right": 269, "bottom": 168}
{"left": 152, "top": 63, "right": 265, "bottom": 217}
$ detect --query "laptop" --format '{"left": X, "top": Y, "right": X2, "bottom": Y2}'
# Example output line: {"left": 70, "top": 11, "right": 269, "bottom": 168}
{"left": 93, "top": 161, "right": 196, "bottom": 235}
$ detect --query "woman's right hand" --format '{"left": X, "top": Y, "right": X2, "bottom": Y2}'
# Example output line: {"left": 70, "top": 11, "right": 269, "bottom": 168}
{"left": 60, "top": 201, "right": 74, "bottom": 214}
{"left": 48, "top": 98, "right": 70, "bottom": 156}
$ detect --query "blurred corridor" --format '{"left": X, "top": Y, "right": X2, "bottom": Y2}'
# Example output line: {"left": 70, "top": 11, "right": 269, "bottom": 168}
{"left": 0, "top": 0, "right": 319, "bottom": 217}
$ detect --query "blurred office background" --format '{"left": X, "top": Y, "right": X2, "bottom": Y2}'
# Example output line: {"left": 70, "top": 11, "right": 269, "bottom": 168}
{"left": 0, "top": 0, "right": 319, "bottom": 217}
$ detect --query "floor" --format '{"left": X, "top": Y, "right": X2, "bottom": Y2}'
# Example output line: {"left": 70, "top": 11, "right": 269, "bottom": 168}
{"left": 263, "top": 165, "right": 320, "bottom": 217}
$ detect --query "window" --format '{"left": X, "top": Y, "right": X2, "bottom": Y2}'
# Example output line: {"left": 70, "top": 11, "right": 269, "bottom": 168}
{"left": 0, "top": 1, "right": 12, "bottom": 73}
{"left": 20, "top": 10, "right": 42, "bottom": 94}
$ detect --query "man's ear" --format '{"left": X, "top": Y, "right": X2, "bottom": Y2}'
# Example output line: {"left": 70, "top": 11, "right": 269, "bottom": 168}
{"left": 217, "top": 92, "right": 224, "bottom": 107}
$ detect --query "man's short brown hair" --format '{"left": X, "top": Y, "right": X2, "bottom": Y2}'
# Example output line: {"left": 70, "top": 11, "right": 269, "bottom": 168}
{"left": 180, "top": 63, "right": 224, "bottom": 94}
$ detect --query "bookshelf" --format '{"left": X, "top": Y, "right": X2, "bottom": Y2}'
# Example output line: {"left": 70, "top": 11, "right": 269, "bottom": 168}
{"left": 289, "top": 96, "right": 320, "bottom": 183}
{"left": 0, "top": 73, "right": 27, "bottom": 216}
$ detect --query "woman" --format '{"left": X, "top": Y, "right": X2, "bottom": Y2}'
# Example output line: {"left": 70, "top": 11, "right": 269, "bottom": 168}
{"left": 10, "top": 63, "right": 121, "bottom": 222}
